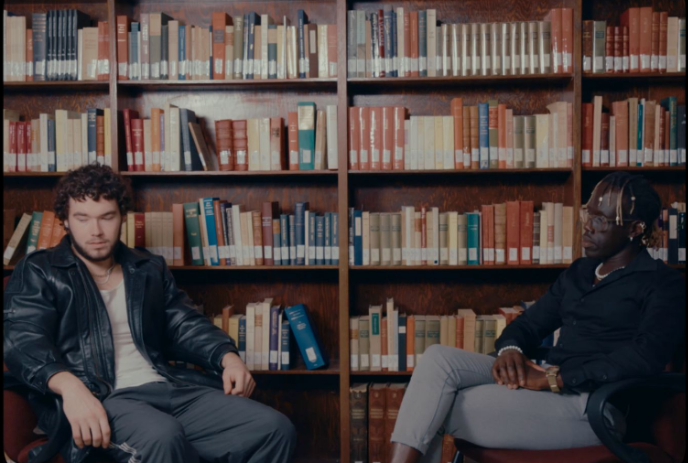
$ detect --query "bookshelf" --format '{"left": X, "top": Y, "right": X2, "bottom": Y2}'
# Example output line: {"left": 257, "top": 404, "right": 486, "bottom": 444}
{"left": 2, "top": 1, "right": 684, "bottom": 462}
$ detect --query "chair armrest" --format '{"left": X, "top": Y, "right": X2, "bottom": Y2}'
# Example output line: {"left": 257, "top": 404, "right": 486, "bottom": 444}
{"left": 587, "top": 373, "right": 686, "bottom": 463}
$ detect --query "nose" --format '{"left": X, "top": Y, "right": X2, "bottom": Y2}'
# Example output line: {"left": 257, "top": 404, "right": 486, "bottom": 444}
{"left": 91, "top": 219, "right": 104, "bottom": 236}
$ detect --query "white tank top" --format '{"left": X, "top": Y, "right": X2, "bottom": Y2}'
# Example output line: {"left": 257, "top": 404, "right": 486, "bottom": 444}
{"left": 99, "top": 279, "right": 167, "bottom": 390}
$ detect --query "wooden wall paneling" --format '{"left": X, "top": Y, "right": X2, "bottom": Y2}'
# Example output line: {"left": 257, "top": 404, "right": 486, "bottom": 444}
{"left": 581, "top": 169, "right": 687, "bottom": 207}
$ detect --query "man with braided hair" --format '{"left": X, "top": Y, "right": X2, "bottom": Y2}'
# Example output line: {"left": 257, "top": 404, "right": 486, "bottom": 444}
{"left": 388, "top": 172, "right": 685, "bottom": 463}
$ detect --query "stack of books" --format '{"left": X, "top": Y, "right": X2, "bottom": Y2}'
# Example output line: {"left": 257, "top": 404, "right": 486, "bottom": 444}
{"left": 116, "top": 10, "right": 337, "bottom": 81}
{"left": 3, "top": 9, "right": 110, "bottom": 82}
{"left": 3, "top": 108, "right": 113, "bottom": 172}
{"left": 349, "top": 201, "right": 574, "bottom": 267}
{"left": 349, "top": 98, "right": 574, "bottom": 171}
{"left": 347, "top": 7, "right": 574, "bottom": 78}
{"left": 583, "top": 96, "right": 686, "bottom": 167}
{"left": 584, "top": 9, "right": 686, "bottom": 73}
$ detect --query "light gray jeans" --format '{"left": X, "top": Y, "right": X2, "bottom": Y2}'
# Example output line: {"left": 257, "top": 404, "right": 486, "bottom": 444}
{"left": 391, "top": 345, "right": 626, "bottom": 463}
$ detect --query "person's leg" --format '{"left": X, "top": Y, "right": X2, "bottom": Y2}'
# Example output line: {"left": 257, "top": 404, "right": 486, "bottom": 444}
{"left": 390, "top": 344, "right": 497, "bottom": 458}
{"left": 419, "top": 384, "right": 625, "bottom": 463}
{"left": 170, "top": 382, "right": 297, "bottom": 463}
{"left": 99, "top": 382, "right": 199, "bottom": 463}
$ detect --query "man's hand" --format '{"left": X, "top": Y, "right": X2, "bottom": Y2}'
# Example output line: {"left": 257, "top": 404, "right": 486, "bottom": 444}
{"left": 48, "top": 371, "right": 111, "bottom": 449}
{"left": 221, "top": 352, "right": 255, "bottom": 397}
{"left": 492, "top": 350, "right": 551, "bottom": 390}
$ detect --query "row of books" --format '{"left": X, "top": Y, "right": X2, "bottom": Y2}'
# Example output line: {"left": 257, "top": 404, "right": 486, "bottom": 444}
{"left": 348, "top": 99, "right": 573, "bottom": 171}
{"left": 214, "top": 104, "right": 338, "bottom": 172}
{"left": 347, "top": 8, "right": 573, "bottom": 79}
{"left": 118, "top": 200, "right": 339, "bottom": 267}
{"left": 348, "top": 201, "right": 574, "bottom": 267}
{"left": 582, "top": 96, "right": 686, "bottom": 168}
{"left": 648, "top": 204, "right": 687, "bottom": 265}
{"left": 116, "top": 11, "right": 336, "bottom": 81}
{"left": 583, "top": 9, "right": 686, "bottom": 74}
{"left": 3, "top": 10, "right": 110, "bottom": 82}
{"left": 3, "top": 108, "right": 113, "bottom": 173}
{"left": 2, "top": 210, "right": 66, "bottom": 265}
{"left": 209, "top": 302, "right": 326, "bottom": 371}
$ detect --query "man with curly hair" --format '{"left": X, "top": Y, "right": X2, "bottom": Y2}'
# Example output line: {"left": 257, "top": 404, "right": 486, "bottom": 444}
{"left": 4, "top": 165, "right": 297, "bottom": 463}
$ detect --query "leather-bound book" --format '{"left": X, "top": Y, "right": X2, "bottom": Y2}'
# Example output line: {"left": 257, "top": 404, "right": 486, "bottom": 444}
{"left": 659, "top": 13, "right": 668, "bottom": 73}
{"left": 232, "top": 120, "right": 248, "bottom": 171}
{"left": 582, "top": 20, "right": 594, "bottom": 72}
{"left": 350, "top": 384, "right": 369, "bottom": 463}
{"left": 639, "top": 7, "right": 653, "bottom": 72}
{"left": 605, "top": 25, "right": 614, "bottom": 73}
{"left": 494, "top": 203, "right": 506, "bottom": 265}
{"left": 651, "top": 12, "right": 660, "bottom": 71}
{"left": 369, "top": 383, "right": 387, "bottom": 463}
{"left": 614, "top": 26, "right": 622, "bottom": 73}
{"left": 506, "top": 201, "right": 520, "bottom": 265}
{"left": 215, "top": 119, "right": 234, "bottom": 171}
{"left": 384, "top": 383, "right": 407, "bottom": 459}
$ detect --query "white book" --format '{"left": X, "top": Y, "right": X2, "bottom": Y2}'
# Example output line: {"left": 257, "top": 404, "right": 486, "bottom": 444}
{"left": 409, "top": 116, "right": 419, "bottom": 170}
{"left": 443, "top": 115, "right": 454, "bottom": 170}
{"left": 231, "top": 204, "right": 244, "bottom": 266}
{"left": 262, "top": 299, "right": 272, "bottom": 370}
{"left": 326, "top": 105, "right": 338, "bottom": 170}
{"left": 245, "top": 303, "right": 255, "bottom": 370}
{"left": 426, "top": 10, "right": 437, "bottom": 76}
{"left": 424, "top": 116, "right": 435, "bottom": 170}
{"left": 404, "top": 120, "right": 410, "bottom": 170}
{"left": 81, "top": 113, "right": 88, "bottom": 167}
{"left": 259, "top": 117, "right": 271, "bottom": 170}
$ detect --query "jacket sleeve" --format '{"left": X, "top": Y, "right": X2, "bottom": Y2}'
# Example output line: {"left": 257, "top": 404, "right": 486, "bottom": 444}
{"left": 160, "top": 257, "right": 238, "bottom": 372}
{"left": 560, "top": 269, "right": 686, "bottom": 389}
{"left": 494, "top": 267, "right": 566, "bottom": 357}
{"left": 3, "top": 257, "right": 70, "bottom": 395}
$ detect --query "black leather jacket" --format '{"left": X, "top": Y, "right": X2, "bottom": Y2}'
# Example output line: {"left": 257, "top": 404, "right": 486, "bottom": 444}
{"left": 4, "top": 235, "right": 238, "bottom": 461}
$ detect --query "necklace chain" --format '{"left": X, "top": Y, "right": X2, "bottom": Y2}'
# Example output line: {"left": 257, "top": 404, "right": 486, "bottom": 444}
{"left": 93, "top": 263, "right": 117, "bottom": 285}
{"left": 595, "top": 262, "right": 625, "bottom": 281}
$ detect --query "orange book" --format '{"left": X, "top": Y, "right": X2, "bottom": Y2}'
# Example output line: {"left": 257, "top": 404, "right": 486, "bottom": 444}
{"left": 172, "top": 203, "right": 185, "bottom": 266}
{"left": 455, "top": 315, "right": 464, "bottom": 349}
{"left": 506, "top": 201, "right": 521, "bottom": 265}
{"left": 49, "top": 220, "right": 66, "bottom": 247}
{"left": 97, "top": 21, "right": 109, "bottom": 81}
{"left": 150, "top": 108, "right": 163, "bottom": 171}
{"left": 506, "top": 109, "right": 514, "bottom": 169}
{"left": 481, "top": 204, "right": 494, "bottom": 265}
{"left": 370, "top": 107, "right": 382, "bottom": 170}
{"left": 451, "top": 98, "right": 464, "bottom": 169}
{"left": 213, "top": 200, "right": 227, "bottom": 265}
{"left": 221, "top": 305, "right": 232, "bottom": 333}
{"left": 393, "top": 106, "right": 405, "bottom": 170}
{"left": 270, "top": 117, "right": 285, "bottom": 171}
{"left": 26, "top": 29, "right": 33, "bottom": 82}
{"left": 116, "top": 16, "right": 130, "bottom": 80}
{"left": 403, "top": 13, "right": 411, "bottom": 77}
{"left": 651, "top": 12, "right": 660, "bottom": 71}
{"left": 381, "top": 316, "right": 388, "bottom": 371}
{"left": 287, "top": 112, "right": 299, "bottom": 170}
{"left": 613, "top": 101, "right": 629, "bottom": 166}
{"left": 409, "top": 12, "right": 419, "bottom": 77}
{"left": 441, "top": 434, "right": 457, "bottom": 463}
{"left": 582, "top": 103, "right": 594, "bottom": 167}
{"left": 212, "top": 13, "right": 230, "bottom": 80}
{"left": 37, "top": 211, "right": 55, "bottom": 250}
{"left": 498, "top": 104, "right": 507, "bottom": 169}
{"left": 519, "top": 201, "right": 534, "bottom": 264}
{"left": 561, "top": 8, "right": 574, "bottom": 73}
{"left": 462, "top": 106, "right": 471, "bottom": 169}
{"left": 327, "top": 25, "right": 338, "bottom": 77}
{"left": 381, "top": 107, "right": 394, "bottom": 170}
{"left": 252, "top": 211, "right": 264, "bottom": 266}
{"left": 469, "top": 106, "right": 479, "bottom": 170}
{"left": 643, "top": 101, "right": 656, "bottom": 165}
{"left": 639, "top": 7, "right": 653, "bottom": 72}
{"left": 359, "top": 107, "right": 371, "bottom": 171}
{"left": 349, "top": 107, "right": 360, "bottom": 170}
{"left": 406, "top": 315, "right": 415, "bottom": 371}
{"left": 621, "top": 8, "right": 640, "bottom": 72}
{"left": 550, "top": 8, "right": 563, "bottom": 73}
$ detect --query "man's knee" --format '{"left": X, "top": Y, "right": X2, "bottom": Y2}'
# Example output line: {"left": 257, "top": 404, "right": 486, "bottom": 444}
{"left": 146, "top": 419, "right": 190, "bottom": 452}
{"left": 266, "top": 410, "right": 297, "bottom": 447}
{"left": 418, "top": 344, "right": 454, "bottom": 371}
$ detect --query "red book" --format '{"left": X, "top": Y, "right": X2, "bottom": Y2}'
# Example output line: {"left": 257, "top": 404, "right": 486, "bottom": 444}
{"left": 26, "top": 29, "right": 33, "bottom": 82}
{"left": 377, "top": 10, "right": 386, "bottom": 77}
{"left": 651, "top": 12, "right": 660, "bottom": 71}
{"left": 116, "top": 16, "right": 130, "bottom": 80}
{"left": 96, "top": 115, "right": 105, "bottom": 167}
{"left": 381, "top": 107, "right": 394, "bottom": 170}
{"left": 133, "top": 213, "right": 145, "bottom": 247}
{"left": 409, "top": 12, "right": 419, "bottom": 77}
{"left": 16, "top": 122, "right": 26, "bottom": 172}
{"left": 97, "top": 21, "right": 110, "bottom": 81}
{"left": 370, "top": 107, "right": 382, "bottom": 170}
{"left": 506, "top": 201, "right": 520, "bottom": 265}
{"left": 621, "top": 8, "right": 640, "bottom": 72}
{"left": 519, "top": 200, "right": 534, "bottom": 264}
{"left": 403, "top": 13, "right": 411, "bottom": 77}
{"left": 549, "top": 8, "right": 562, "bottom": 74}
{"left": 421, "top": 207, "right": 427, "bottom": 265}
{"left": 605, "top": 26, "right": 615, "bottom": 73}
{"left": 481, "top": 204, "right": 494, "bottom": 265}
{"left": 8, "top": 121, "right": 17, "bottom": 172}
{"left": 582, "top": 103, "right": 594, "bottom": 167}
{"left": 600, "top": 112, "right": 610, "bottom": 167}
{"left": 327, "top": 25, "right": 338, "bottom": 77}
{"left": 393, "top": 106, "right": 405, "bottom": 170}
{"left": 359, "top": 107, "right": 371, "bottom": 171}
{"left": 498, "top": 104, "right": 507, "bottom": 169}
{"left": 122, "top": 109, "right": 139, "bottom": 171}
{"left": 348, "top": 107, "right": 360, "bottom": 170}
{"left": 451, "top": 98, "right": 464, "bottom": 169}
{"left": 561, "top": 8, "right": 574, "bottom": 73}
{"left": 659, "top": 12, "right": 668, "bottom": 73}
{"left": 287, "top": 112, "right": 299, "bottom": 170}
{"left": 622, "top": 26, "right": 630, "bottom": 73}
{"left": 130, "top": 118, "right": 144, "bottom": 172}
{"left": 639, "top": 7, "right": 653, "bottom": 72}
{"left": 212, "top": 13, "right": 230, "bottom": 80}
{"left": 25, "top": 121, "right": 33, "bottom": 171}
{"left": 215, "top": 119, "right": 234, "bottom": 171}
{"left": 261, "top": 202, "right": 279, "bottom": 266}
{"left": 232, "top": 120, "right": 248, "bottom": 171}
{"left": 368, "top": 384, "right": 387, "bottom": 463}
{"left": 213, "top": 200, "right": 228, "bottom": 265}
{"left": 614, "top": 27, "right": 622, "bottom": 73}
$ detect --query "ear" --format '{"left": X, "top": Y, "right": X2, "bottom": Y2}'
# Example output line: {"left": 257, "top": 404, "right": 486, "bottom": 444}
{"left": 628, "top": 220, "right": 645, "bottom": 239}
{"left": 63, "top": 220, "right": 69, "bottom": 231}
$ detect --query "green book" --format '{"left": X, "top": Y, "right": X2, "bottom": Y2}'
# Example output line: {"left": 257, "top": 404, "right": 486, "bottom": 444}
{"left": 474, "top": 317, "right": 484, "bottom": 353}
{"left": 297, "top": 102, "right": 316, "bottom": 170}
{"left": 488, "top": 99, "right": 499, "bottom": 169}
{"left": 481, "top": 316, "right": 497, "bottom": 355}
{"left": 661, "top": 96, "right": 678, "bottom": 166}
{"left": 414, "top": 315, "right": 426, "bottom": 364}
{"left": 424, "top": 315, "right": 440, "bottom": 352}
{"left": 358, "top": 316, "right": 370, "bottom": 371}
{"left": 183, "top": 202, "right": 205, "bottom": 265}
{"left": 26, "top": 211, "right": 43, "bottom": 254}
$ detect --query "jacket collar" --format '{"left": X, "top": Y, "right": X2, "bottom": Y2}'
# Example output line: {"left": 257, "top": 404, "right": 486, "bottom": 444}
{"left": 579, "top": 248, "right": 658, "bottom": 292}
{"left": 51, "top": 235, "right": 150, "bottom": 268}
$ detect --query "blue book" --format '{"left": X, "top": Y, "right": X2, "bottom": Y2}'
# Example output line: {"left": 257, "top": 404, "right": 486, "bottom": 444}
{"left": 285, "top": 304, "right": 328, "bottom": 370}
{"left": 242, "top": 14, "right": 250, "bottom": 79}
{"left": 129, "top": 23, "right": 139, "bottom": 80}
{"left": 219, "top": 202, "right": 232, "bottom": 265}
{"left": 466, "top": 212, "right": 480, "bottom": 265}
{"left": 398, "top": 313, "right": 407, "bottom": 371}
{"left": 288, "top": 215, "right": 296, "bottom": 265}
{"left": 269, "top": 306, "right": 281, "bottom": 370}
{"left": 324, "top": 212, "right": 332, "bottom": 265}
{"left": 238, "top": 316, "right": 247, "bottom": 362}
{"left": 353, "top": 209, "right": 363, "bottom": 265}
{"left": 208, "top": 25, "right": 213, "bottom": 80}
{"left": 297, "top": 102, "right": 316, "bottom": 170}
{"left": 268, "top": 24, "right": 278, "bottom": 79}
{"left": 178, "top": 25, "right": 186, "bottom": 80}
{"left": 636, "top": 103, "right": 644, "bottom": 166}
{"left": 383, "top": 9, "right": 393, "bottom": 77}
{"left": 247, "top": 12, "right": 258, "bottom": 79}
{"left": 418, "top": 10, "right": 427, "bottom": 77}
{"left": 478, "top": 103, "right": 489, "bottom": 169}
{"left": 348, "top": 208, "right": 355, "bottom": 266}
{"left": 308, "top": 213, "right": 316, "bottom": 265}
{"left": 297, "top": 10, "right": 307, "bottom": 78}
{"left": 391, "top": 10, "right": 398, "bottom": 77}
{"left": 273, "top": 218, "right": 282, "bottom": 266}
{"left": 47, "top": 118, "right": 56, "bottom": 171}
{"left": 331, "top": 212, "right": 339, "bottom": 265}
{"left": 280, "top": 214, "right": 289, "bottom": 266}
{"left": 315, "top": 215, "right": 325, "bottom": 265}
{"left": 179, "top": 108, "right": 200, "bottom": 171}
{"left": 201, "top": 197, "right": 220, "bottom": 265}
{"left": 26, "top": 212, "right": 43, "bottom": 254}
{"left": 280, "top": 320, "right": 291, "bottom": 370}
{"left": 295, "top": 202, "right": 309, "bottom": 265}
{"left": 87, "top": 108, "right": 103, "bottom": 165}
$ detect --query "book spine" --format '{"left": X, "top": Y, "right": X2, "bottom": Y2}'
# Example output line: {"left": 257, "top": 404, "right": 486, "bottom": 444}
{"left": 280, "top": 320, "right": 290, "bottom": 369}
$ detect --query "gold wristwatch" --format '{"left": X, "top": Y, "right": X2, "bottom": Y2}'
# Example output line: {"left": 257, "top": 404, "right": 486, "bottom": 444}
{"left": 545, "top": 366, "right": 561, "bottom": 393}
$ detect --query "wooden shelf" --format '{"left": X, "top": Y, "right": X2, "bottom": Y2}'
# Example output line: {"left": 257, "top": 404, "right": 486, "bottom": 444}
{"left": 3, "top": 81, "right": 109, "bottom": 91}
{"left": 117, "top": 78, "right": 337, "bottom": 91}
{"left": 351, "top": 264, "right": 569, "bottom": 271}
{"left": 583, "top": 166, "right": 686, "bottom": 172}
{"left": 169, "top": 265, "right": 338, "bottom": 271}
{"left": 583, "top": 72, "right": 686, "bottom": 82}
{"left": 348, "top": 73, "right": 573, "bottom": 89}
{"left": 351, "top": 370, "right": 412, "bottom": 376}
{"left": 3, "top": 172, "right": 66, "bottom": 177}
{"left": 121, "top": 170, "right": 338, "bottom": 178}
{"left": 253, "top": 359, "right": 340, "bottom": 375}
{"left": 349, "top": 168, "right": 573, "bottom": 176}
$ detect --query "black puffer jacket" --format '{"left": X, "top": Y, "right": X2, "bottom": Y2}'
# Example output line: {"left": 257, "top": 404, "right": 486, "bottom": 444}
{"left": 4, "top": 235, "right": 238, "bottom": 462}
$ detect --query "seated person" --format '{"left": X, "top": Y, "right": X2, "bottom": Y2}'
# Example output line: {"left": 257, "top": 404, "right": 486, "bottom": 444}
{"left": 388, "top": 171, "right": 685, "bottom": 463}
{"left": 3, "top": 165, "right": 297, "bottom": 463}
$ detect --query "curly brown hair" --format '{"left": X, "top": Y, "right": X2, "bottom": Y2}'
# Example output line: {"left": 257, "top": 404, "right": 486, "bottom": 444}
{"left": 54, "top": 165, "right": 133, "bottom": 221}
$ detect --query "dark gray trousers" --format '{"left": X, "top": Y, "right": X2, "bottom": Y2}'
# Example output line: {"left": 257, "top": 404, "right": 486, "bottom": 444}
{"left": 94, "top": 381, "right": 296, "bottom": 463}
